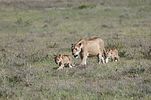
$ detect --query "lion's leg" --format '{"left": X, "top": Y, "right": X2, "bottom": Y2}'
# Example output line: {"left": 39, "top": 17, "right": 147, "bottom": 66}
{"left": 57, "top": 64, "right": 64, "bottom": 70}
{"left": 98, "top": 53, "right": 105, "bottom": 64}
{"left": 101, "top": 56, "right": 105, "bottom": 64}
{"left": 81, "top": 56, "right": 87, "bottom": 65}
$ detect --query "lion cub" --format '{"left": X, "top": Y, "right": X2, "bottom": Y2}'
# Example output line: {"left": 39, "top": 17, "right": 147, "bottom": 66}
{"left": 54, "top": 54, "right": 74, "bottom": 70}
{"left": 105, "top": 48, "right": 119, "bottom": 63}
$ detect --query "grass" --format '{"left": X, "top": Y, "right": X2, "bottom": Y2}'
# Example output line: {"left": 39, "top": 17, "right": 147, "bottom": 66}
{"left": 0, "top": 0, "right": 151, "bottom": 100}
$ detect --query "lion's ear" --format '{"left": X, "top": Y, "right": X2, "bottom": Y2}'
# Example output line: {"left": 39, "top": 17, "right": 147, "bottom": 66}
{"left": 71, "top": 44, "right": 74, "bottom": 47}
{"left": 58, "top": 54, "right": 63, "bottom": 57}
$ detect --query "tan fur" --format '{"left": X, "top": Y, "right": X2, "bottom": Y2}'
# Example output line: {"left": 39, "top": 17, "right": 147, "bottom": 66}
{"left": 71, "top": 37, "right": 105, "bottom": 65}
{"left": 54, "top": 54, "right": 73, "bottom": 70}
{"left": 105, "top": 48, "right": 119, "bottom": 63}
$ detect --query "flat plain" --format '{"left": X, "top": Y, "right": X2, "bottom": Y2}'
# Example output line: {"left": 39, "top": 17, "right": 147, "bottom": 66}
{"left": 0, "top": 0, "right": 151, "bottom": 99}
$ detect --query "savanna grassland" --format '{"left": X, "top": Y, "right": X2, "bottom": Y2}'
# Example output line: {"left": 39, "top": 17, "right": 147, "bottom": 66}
{"left": 0, "top": 0, "right": 151, "bottom": 100}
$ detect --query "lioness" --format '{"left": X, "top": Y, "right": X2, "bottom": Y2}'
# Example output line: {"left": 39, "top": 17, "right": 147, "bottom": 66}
{"left": 71, "top": 37, "right": 105, "bottom": 65}
{"left": 105, "top": 48, "right": 119, "bottom": 63}
{"left": 54, "top": 54, "right": 74, "bottom": 70}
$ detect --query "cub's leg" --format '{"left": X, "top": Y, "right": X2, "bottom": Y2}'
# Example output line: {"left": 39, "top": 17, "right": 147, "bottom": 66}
{"left": 115, "top": 56, "right": 119, "bottom": 62}
{"left": 105, "top": 57, "right": 109, "bottom": 63}
{"left": 57, "top": 64, "right": 64, "bottom": 70}
{"left": 69, "top": 63, "right": 73, "bottom": 68}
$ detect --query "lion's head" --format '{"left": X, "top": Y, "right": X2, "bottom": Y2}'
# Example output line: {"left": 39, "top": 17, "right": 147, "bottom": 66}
{"left": 71, "top": 41, "right": 83, "bottom": 58}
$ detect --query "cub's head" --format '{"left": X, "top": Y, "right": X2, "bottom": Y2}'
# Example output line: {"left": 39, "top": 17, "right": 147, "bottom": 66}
{"left": 106, "top": 49, "right": 113, "bottom": 58}
{"left": 54, "top": 54, "right": 62, "bottom": 65}
{"left": 71, "top": 41, "right": 83, "bottom": 58}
